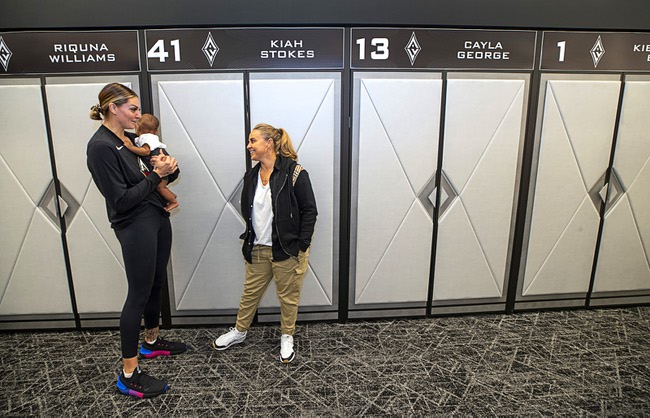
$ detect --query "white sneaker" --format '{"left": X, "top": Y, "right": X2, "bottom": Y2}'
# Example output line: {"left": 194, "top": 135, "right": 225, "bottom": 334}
{"left": 280, "top": 334, "right": 295, "bottom": 363}
{"left": 212, "top": 327, "right": 247, "bottom": 351}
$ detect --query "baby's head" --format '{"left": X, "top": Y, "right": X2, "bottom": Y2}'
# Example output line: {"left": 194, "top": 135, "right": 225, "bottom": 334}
{"left": 136, "top": 114, "right": 160, "bottom": 136}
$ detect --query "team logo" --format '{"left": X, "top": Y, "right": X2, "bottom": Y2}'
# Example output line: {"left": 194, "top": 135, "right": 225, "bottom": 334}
{"left": 138, "top": 157, "right": 150, "bottom": 176}
{"left": 590, "top": 36, "right": 605, "bottom": 68}
{"left": 404, "top": 32, "right": 421, "bottom": 66}
{"left": 0, "top": 36, "right": 13, "bottom": 71}
{"left": 202, "top": 32, "right": 220, "bottom": 67}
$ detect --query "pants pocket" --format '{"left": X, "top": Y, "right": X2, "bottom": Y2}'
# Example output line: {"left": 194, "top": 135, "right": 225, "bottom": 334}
{"left": 295, "top": 248, "right": 310, "bottom": 275}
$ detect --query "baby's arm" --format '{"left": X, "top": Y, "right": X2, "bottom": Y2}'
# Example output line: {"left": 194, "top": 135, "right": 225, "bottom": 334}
{"left": 123, "top": 140, "right": 150, "bottom": 157}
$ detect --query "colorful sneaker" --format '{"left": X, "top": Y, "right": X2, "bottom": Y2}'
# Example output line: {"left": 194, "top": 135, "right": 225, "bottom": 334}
{"left": 280, "top": 334, "right": 295, "bottom": 363}
{"left": 139, "top": 337, "right": 187, "bottom": 359}
{"left": 116, "top": 366, "right": 168, "bottom": 399}
{"left": 212, "top": 327, "right": 247, "bottom": 351}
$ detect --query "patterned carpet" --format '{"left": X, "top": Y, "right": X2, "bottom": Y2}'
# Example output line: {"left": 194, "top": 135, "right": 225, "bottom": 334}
{"left": 2, "top": 307, "right": 650, "bottom": 416}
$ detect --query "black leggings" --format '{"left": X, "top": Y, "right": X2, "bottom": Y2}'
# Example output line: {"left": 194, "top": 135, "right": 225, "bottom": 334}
{"left": 114, "top": 205, "right": 172, "bottom": 358}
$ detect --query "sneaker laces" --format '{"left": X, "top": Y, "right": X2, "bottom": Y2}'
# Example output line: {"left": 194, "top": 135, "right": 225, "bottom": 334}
{"left": 150, "top": 337, "right": 171, "bottom": 347}
{"left": 281, "top": 335, "right": 293, "bottom": 351}
{"left": 227, "top": 327, "right": 243, "bottom": 336}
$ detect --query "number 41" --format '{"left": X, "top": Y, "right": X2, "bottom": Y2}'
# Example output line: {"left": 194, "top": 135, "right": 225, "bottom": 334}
{"left": 148, "top": 39, "right": 181, "bottom": 62}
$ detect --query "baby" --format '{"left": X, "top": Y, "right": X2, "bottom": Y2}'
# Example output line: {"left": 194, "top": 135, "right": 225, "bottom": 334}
{"left": 123, "top": 114, "right": 179, "bottom": 211}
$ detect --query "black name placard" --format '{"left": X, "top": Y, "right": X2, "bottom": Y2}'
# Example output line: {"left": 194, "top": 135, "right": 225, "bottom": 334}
{"left": 145, "top": 28, "right": 344, "bottom": 71}
{"left": 541, "top": 31, "right": 650, "bottom": 71}
{"left": 0, "top": 31, "right": 140, "bottom": 75}
{"left": 350, "top": 28, "right": 536, "bottom": 70}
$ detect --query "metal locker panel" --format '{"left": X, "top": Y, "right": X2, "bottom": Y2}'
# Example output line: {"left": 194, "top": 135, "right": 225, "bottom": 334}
{"left": 150, "top": 74, "right": 247, "bottom": 311}
{"left": 594, "top": 78, "right": 650, "bottom": 293}
{"left": 522, "top": 75, "right": 621, "bottom": 297}
{"left": 45, "top": 76, "right": 140, "bottom": 314}
{"left": 250, "top": 72, "right": 339, "bottom": 308}
{"left": 351, "top": 72, "right": 442, "bottom": 306}
{"left": 0, "top": 83, "right": 52, "bottom": 202}
{"left": 0, "top": 80, "right": 71, "bottom": 316}
{"left": 46, "top": 82, "right": 117, "bottom": 204}
{"left": 595, "top": 196, "right": 650, "bottom": 292}
{"left": 434, "top": 75, "right": 527, "bottom": 301}
{"left": 1, "top": 211, "right": 72, "bottom": 315}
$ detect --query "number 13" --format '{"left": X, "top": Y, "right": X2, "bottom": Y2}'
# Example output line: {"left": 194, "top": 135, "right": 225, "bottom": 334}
{"left": 356, "top": 38, "right": 390, "bottom": 60}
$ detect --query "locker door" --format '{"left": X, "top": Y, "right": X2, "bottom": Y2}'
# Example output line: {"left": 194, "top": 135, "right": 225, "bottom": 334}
{"left": 434, "top": 74, "right": 528, "bottom": 306}
{"left": 45, "top": 76, "right": 140, "bottom": 318}
{"left": 0, "top": 79, "right": 72, "bottom": 321}
{"left": 593, "top": 76, "right": 650, "bottom": 300}
{"left": 249, "top": 72, "right": 340, "bottom": 313}
{"left": 351, "top": 72, "right": 442, "bottom": 312}
{"left": 150, "top": 74, "right": 247, "bottom": 314}
{"left": 520, "top": 74, "right": 621, "bottom": 303}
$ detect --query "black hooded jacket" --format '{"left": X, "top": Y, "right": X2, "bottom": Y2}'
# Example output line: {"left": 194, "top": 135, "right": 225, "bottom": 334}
{"left": 86, "top": 125, "right": 179, "bottom": 229}
{"left": 240, "top": 155, "right": 318, "bottom": 263}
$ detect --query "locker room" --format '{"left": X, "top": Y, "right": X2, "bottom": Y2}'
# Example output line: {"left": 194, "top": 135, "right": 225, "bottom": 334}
{"left": 1, "top": 0, "right": 650, "bottom": 415}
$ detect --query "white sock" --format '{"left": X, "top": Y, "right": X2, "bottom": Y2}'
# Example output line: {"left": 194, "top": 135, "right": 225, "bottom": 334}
{"left": 146, "top": 338, "right": 157, "bottom": 345}
{"left": 123, "top": 369, "right": 134, "bottom": 379}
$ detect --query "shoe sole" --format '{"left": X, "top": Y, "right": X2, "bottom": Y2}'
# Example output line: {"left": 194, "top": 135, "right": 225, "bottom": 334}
{"left": 139, "top": 348, "right": 170, "bottom": 358}
{"left": 116, "top": 380, "right": 169, "bottom": 399}
{"left": 211, "top": 338, "right": 245, "bottom": 351}
{"left": 139, "top": 346, "right": 187, "bottom": 359}
{"left": 280, "top": 351, "right": 295, "bottom": 363}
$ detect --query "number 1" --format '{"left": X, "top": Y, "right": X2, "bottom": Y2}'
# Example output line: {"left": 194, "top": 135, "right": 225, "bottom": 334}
{"left": 557, "top": 41, "right": 566, "bottom": 62}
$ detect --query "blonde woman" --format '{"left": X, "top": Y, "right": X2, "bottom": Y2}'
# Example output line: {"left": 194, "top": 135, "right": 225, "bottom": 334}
{"left": 213, "top": 123, "right": 318, "bottom": 363}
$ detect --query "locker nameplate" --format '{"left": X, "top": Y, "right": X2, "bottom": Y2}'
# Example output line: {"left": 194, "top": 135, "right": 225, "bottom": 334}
{"left": 541, "top": 31, "right": 650, "bottom": 71}
{"left": 0, "top": 31, "right": 140, "bottom": 75}
{"left": 145, "top": 28, "right": 345, "bottom": 71}
{"left": 350, "top": 28, "right": 536, "bottom": 70}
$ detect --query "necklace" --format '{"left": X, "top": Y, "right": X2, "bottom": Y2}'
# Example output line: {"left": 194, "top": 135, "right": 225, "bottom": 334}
{"left": 260, "top": 168, "right": 272, "bottom": 186}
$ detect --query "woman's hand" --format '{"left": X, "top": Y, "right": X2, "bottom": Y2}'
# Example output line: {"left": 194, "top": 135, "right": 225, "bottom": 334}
{"left": 149, "top": 149, "right": 164, "bottom": 166}
{"left": 151, "top": 150, "right": 178, "bottom": 177}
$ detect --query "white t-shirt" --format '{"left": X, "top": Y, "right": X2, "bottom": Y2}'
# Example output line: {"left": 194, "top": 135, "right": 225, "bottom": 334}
{"left": 135, "top": 133, "right": 167, "bottom": 151}
{"left": 252, "top": 172, "right": 273, "bottom": 246}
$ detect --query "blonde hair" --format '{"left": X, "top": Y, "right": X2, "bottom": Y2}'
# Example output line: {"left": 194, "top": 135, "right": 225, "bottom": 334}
{"left": 136, "top": 114, "right": 160, "bottom": 136}
{"left": 89, "top": 83, "right": 138, "bottom": 121}
{"left": 252, "top": 123, "right": 298, "bottom": 161}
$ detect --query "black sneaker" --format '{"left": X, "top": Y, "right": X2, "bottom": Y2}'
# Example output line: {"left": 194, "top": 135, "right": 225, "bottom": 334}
{"left": 116, "top": 366, "right": 168, "bottom": 398}
{"left": 139, "top": 337, "right": 187, "bottom": 359}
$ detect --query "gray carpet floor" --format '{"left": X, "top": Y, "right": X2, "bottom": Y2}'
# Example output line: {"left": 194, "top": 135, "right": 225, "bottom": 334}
{"left": 2, "top": 307, "right": 650, "bottom": 416}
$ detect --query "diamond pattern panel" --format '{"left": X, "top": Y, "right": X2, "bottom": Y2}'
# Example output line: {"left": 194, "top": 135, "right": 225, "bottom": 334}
{"left": 361, "top": 77, "right": 442, "bottom": 194}
{"left": 525, "top": 197, "right": 601, "bottom": 295}
{"left": 154, "top": 78, "right": 246, "bottom": 311}
{"left": 595, "top": 196, "right": 650, "bottom": 292}
{"left": 45, "top": 83, "right": 107, "bottom": 205}
{"left": 435, "top": 78, "right": 526, "bottom": 301}
{"left": 66, "top": 207, "right": 127, "bottom": 313}
{"left": 0, "top": 85, "right": 52, "bottom": 203}
{"left": 435, "top": 199, "right": 498, "bottom": 299}
{"left": 0, "top": 82, "right": 71, "bottom": 316}
{"left": 548, "top": 80, "right": 620, "bottom": 189}
{"left": 594, "top": 80, "right": 650, "bottom": 292}
{"left": 353, "top": 74, "right": 441, "bottom": 304}
{"left": 46, "top": 78, "right": 138, "bottom": 314}
{"left": 356, "top": 201, "right": 433, "bottom": 304}
{"left": 443, "top": 79, "right": 524, "bottom": 194}
{"left": 1, "top": 211, "right": 71, "bottom": 315}
{"left": 523, "top": 78, "right": 620, "bottom": 296}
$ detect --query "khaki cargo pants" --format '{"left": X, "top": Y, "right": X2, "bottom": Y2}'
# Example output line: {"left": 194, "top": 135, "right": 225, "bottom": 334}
{"left": 235, "top": 245, "right": 310, "bottom": 335}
